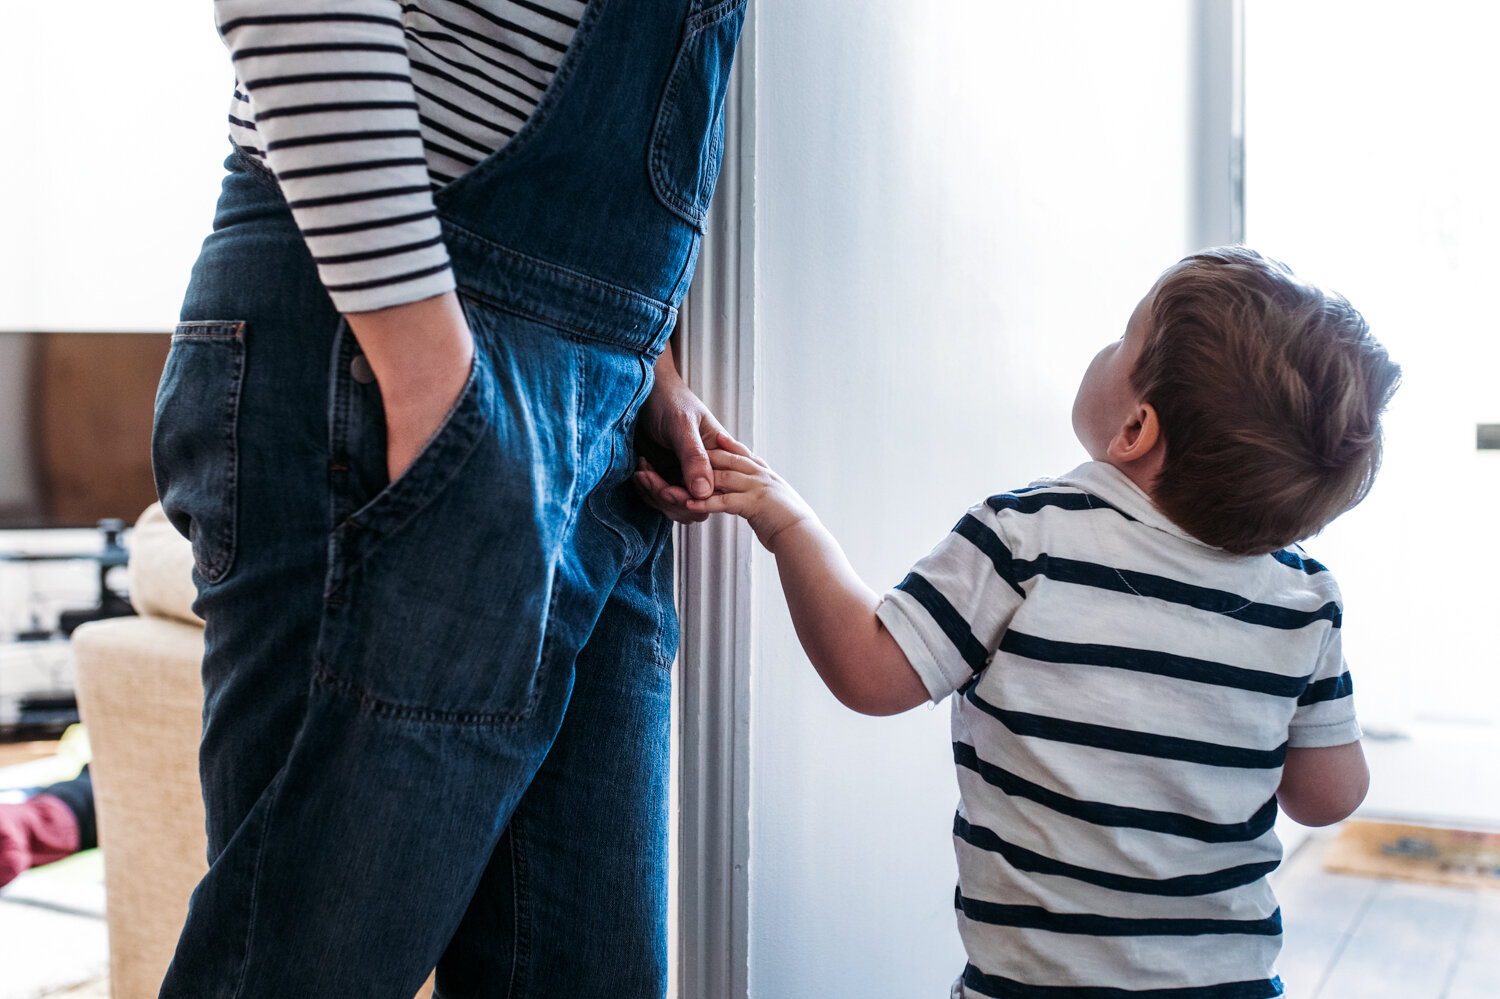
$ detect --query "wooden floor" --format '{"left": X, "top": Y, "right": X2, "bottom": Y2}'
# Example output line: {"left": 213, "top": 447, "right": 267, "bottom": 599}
{"left": 8, "top": 732, "right": 1499, "bottom": 998}
{"left": 41, "top": 979, "right": 108, "bottom": 999}
{"left": 0, "top": 738, "right": 66, "bottom": 770}
{"left": 9, "top": 830, "right": 1500, "bottom": 999}
{"left": 1272, "top": 828, "right": 1500, "bottom": 998}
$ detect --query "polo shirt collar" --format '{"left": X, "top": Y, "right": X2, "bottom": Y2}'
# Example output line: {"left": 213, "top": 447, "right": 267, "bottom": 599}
{"left": 1042, "top": 461, "right": 1215, "bottom": 549}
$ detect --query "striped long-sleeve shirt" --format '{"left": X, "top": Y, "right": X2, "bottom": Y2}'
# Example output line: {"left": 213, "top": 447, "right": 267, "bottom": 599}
{"left": 876, "top": 461, "right": 1359, "bottom": 999}
{"left": 217, "top": 0, "right": 584, "bottom": 313}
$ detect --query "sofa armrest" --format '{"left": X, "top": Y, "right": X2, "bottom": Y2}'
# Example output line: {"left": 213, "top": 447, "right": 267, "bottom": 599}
{"left": 72, "top": 615, "right": 207, "bottom": 999}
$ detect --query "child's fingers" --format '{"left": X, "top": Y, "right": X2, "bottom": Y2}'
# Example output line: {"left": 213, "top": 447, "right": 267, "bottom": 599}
{"left": 712, "top": 432, "right": 766, "bottom": 466}
{"left": 684, "top": 464, "right": 765, "bottom": 504}
{"left": 712, "top": 431, "right": 752, "bottom": 456}
{"left": 707, "top": 467, "right": 766, "bottom": 494}
{"left": 705, "top": 449, "right": 765, "bottom": 476}
{"left": 684, "top": 492, "right": 734, "bottom": 515}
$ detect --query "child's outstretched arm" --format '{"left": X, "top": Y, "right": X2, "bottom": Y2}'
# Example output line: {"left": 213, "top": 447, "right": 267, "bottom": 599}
{"left": 675, "top": 434, "right": 930, "bottom": 716}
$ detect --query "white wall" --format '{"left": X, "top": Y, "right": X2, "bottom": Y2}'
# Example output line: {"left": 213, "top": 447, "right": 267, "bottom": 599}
{"left": 0, "top": 3, "right": 230, "bottom": 332}
{"left": 746, "top": 3, "right": 1201, "bottom": 994}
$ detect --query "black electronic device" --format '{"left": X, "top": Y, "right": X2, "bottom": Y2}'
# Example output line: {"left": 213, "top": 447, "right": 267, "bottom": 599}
{"left": 0, "top": 519, "right": 136, "bottom": 635}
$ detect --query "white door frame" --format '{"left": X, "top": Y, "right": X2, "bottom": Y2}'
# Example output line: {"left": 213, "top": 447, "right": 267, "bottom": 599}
{"left": 674, "top": 5, "right": 757, "bottom": 997}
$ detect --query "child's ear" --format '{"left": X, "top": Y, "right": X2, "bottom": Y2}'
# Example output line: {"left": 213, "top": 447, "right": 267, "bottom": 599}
{"left": 1108, "top": 403, "right": 1161, "bottom": 464}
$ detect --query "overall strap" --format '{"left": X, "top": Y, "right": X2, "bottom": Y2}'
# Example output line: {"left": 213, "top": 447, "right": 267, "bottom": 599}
{"left": 434, "top": 0, "right": 747, "bottom": 321}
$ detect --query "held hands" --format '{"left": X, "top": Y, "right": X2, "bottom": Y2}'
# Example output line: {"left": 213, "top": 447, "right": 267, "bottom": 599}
{"left": 632, "top": 349, "right": 730, "bottom": 523}
{"left": 676, "top": 433, "right": 931, "bottom": 715}
{"left": 678, "top": 434, "right": 816, "bottom": 552}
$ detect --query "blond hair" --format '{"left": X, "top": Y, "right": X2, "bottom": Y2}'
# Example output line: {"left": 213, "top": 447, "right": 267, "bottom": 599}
{"left": 1131, "top": 246, "right": 1400, "bottom": 556}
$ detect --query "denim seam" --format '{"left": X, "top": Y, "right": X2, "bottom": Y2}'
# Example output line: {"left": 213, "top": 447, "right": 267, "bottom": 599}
{"left": 431, "top": 0, "right": 607, "bottom": 210}
{"left": 454, "top": 334, "right": 586, "bottom": 723}
{"left": 647, "top": 47, "right": 704, "bottom": 228}
{"left": 229, "top": 140, "right": 284, "bottom": 196}
{"left": 646, "top": 0, "right": 744, "bottom": 228}
{"left": 584, "top": 352, "right": 656, "bottom": 568}
{"left": 229, "top": 769, "right": 288, "bottom": 999}
{"left": 326, "top": 321, "right": 357, "bottom": 529}
{"left": 523, "top": 344, "right": 593, "bottom": 711}
{"left": 507, "top": 815, "right": 532, "bottom": 997}
{"left": 446, "top": 230, "right": 665, "bottom": 307}
{"left": 686, "top": 0, "right": 747, "bottom": 34}
{"left": 212, "top": 339, "right": 242, "bottom": 583}
{"left": 328, "top": 363, "right": 486, "bottom": 593}
{"left": 438, "top": 220, "right": 675, "bottom": 325}
{"left": 312, "top": 667, "right": 539, "bottom": 726}
{"left": 525, "top": 583, "right": 566, "bottom": 722}
{"left": 170, "top": 322, "right": 246, "bottom": 584}
{"left": 647, "top": 514, "right": 677, "bottom": 674}
{"left": 173, "top": 320, "right": 245, "bottom": 338}
{"left": 461, "top": 288, "right": 613, "bottom": 347}
{"left": 516, "top": 341, "right": 590, "bottom": 712}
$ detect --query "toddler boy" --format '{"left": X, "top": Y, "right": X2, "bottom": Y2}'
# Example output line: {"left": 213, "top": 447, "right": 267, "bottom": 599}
{"left": 669, "top": 247, "right": 1400, "bottom": 996}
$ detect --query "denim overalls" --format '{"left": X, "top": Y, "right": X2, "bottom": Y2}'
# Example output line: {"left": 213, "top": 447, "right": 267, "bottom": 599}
{"left": 151, "top": 1, "right": 746, "bottom": 995}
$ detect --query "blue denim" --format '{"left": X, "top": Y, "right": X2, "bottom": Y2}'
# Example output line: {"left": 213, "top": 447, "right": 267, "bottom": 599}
{"left": 151, "top": 1, "right": 745, "bottom": 996}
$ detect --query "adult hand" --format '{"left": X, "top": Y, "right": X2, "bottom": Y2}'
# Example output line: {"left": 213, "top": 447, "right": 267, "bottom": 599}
{"left": 345, "top": 291, "right": 475, "bottom": 482}
{"left": 633, "top": 348, "right": 731, "bottom": 523}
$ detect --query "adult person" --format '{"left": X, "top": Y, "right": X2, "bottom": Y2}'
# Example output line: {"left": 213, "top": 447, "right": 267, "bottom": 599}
{"left": 151, "top": 2, "right": 746, "bottom": 995}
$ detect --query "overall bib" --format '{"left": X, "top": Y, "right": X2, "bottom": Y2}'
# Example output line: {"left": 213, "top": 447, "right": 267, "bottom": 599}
{"left": 151, "top": 1, "right": 746, "bottom": 995}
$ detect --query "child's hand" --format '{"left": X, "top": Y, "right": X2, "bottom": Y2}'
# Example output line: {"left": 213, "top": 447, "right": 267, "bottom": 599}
{"left": 677, "top": 434, "right": 930, "bottom": 716}
{"left": 679, "top": 433, "right": 816, "bottom": 551}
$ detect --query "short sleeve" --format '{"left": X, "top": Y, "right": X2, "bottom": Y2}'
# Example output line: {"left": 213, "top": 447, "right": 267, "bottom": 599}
{"left": 875, "top": 500, "right": 1028, "bottom": 703}
{"left": 1288, "top": 598, "right": 1361, "bottom": 748}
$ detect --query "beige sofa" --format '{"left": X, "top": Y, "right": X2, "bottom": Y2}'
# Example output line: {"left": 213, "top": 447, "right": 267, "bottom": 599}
{"left": 71, "top": 505, "right": 433, "bottom": 999}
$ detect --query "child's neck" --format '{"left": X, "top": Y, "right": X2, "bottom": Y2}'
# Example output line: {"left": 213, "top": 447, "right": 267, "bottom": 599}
{"left": 1099, "top": 453, "right": 1164, "bottom": 504}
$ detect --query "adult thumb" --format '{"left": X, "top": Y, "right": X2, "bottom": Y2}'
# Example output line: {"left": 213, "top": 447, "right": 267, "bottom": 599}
{"left": 674, "top": 425, "right": 714, "bottom": 499}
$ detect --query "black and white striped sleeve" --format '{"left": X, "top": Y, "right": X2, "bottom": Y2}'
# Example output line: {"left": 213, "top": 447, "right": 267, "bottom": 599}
{"left": 1288, "top": 582, "right": 1360, "bottom": 748}
{"left": 876, "top": 501, "right": 1028, "bottom": 702}
{"left": 217, "top": 0, "right": 454, "bottom": 313}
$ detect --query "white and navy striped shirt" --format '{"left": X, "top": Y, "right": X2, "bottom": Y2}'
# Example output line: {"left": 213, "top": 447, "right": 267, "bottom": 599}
{"left": 877, "top": 462, "right": 1358, "bottom": 998}
{"left": 217, "top": 0, "right": 585, "bottom": 314}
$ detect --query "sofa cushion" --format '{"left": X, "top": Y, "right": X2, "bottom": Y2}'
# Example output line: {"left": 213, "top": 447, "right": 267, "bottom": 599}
{"left": 71, "top": 615, "right": 208, "bottom": 999}
{"left": 128, "top": 504, "right": 201, "bottom": 627}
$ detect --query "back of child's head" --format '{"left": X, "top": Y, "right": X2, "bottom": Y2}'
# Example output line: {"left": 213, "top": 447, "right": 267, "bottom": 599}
{"left": 1130, "top": 246, "right": 1400, "bottom": 556}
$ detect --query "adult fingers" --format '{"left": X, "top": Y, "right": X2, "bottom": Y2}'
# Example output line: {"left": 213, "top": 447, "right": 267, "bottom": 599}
{"left": 633, "top": 460, "right": 708, "bottom": 523}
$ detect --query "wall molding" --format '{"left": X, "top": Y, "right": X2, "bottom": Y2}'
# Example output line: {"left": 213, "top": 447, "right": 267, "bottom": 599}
{"left": 674, "top": 5, "right": 756, "bottom": 997}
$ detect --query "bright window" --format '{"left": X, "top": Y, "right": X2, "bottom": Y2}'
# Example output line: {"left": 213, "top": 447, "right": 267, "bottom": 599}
{"left": 1245, "top": 1, "right": 1500, "bottom": 729}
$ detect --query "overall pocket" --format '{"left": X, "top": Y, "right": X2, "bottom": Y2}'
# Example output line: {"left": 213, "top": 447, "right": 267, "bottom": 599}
{"left": 316, "top": 305, "right": 586, "bottom": 723}
{"left": 647, "top": 0, "right": 748, "bottom": 227}
{"left": 324, "top": 320, "right": 490, "bottom": 560}
{"left": 151, "top": 321, "right": 246, "bottom": 584}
